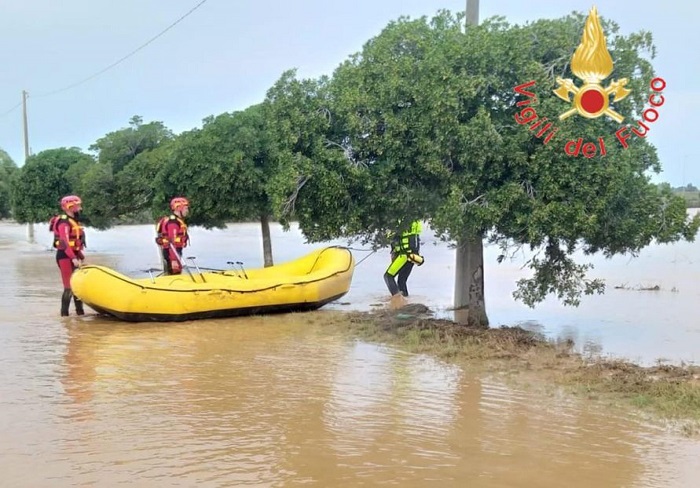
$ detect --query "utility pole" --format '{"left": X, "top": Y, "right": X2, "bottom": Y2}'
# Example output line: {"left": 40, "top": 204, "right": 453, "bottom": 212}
{"left": 454, "top": 0, "right": 484, "bottom": 324}
{"left": 466, "top": 0, "right": 479, "bottom": 28}
{"left": 22, "top": 90, "right": 35, "bottom": 243}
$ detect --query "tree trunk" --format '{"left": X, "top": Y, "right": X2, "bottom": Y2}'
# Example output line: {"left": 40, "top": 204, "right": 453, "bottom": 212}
{"left": 260, "top": 214, "right": 273, "bottom": 267}
{"left": 27, "top": 222, "right": 35, "bottom": 244}
{"left": 453, "top": 235, "right": 489, "bottom": 327}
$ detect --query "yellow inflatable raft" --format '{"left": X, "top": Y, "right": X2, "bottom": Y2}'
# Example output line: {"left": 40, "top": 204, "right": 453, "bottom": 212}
{"left": 70, "top": 246, "right": 355, "bottom": 322}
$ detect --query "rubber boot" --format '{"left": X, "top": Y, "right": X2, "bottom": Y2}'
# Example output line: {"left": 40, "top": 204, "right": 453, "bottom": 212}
{"left": 74, "top": 295, "right": 85, "bottom": 316}
{"left": 61, "top": 289, "right": 72, "bottom": 316}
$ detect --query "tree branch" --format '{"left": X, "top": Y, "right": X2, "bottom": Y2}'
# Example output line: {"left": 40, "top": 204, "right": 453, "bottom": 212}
{"left": 521, "top": 180, "right": 535, "bottom": 198}
{"left": 324, "top": 138, "right": 368, "bottom": 168}
{"left": 459, "top": 192, "right": 487, "bottom": 211}
{"left": 282, "top": 175, "right": 310, "bottom": 216}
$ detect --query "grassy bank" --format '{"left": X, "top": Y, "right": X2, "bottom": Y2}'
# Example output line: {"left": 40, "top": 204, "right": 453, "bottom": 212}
{"left": 315, "top": 305, "right": 700, "bottom": 436}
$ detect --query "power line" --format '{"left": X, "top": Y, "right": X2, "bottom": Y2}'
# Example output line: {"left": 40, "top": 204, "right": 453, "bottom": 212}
{"left": 33, "top": 0, "right": 210, "bottom": 99}
{"left": 0, "top": 101, "right": 22, "bottom": 117}
{"left": 1, "top": 0, "right": 209, "bottom": 120}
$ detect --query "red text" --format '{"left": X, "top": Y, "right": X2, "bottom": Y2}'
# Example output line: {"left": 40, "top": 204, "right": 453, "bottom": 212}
{"left": 615, "top": 77, "right": 666, "bottom": 149}
{"left": 564, "top": 137, "right": 607, "bottom": 158}
{"left": 513, "top": 81, "right": 558, "bottom": 144}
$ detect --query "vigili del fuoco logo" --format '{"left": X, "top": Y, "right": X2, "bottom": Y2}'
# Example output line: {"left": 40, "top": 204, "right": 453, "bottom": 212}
{"left": 513, "top": 6, "right": 666, "bottom": 158}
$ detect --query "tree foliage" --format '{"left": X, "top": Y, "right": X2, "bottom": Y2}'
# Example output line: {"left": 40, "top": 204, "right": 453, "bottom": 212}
{"left": 115, "top": 142, "right": 174, "bottom": 219}
{"left": 90, "top": 115, "right": 173, "bottom": 174}
{"left": 270, "top": 10, "right": 699, "bottom": 307}
{"left": 10, "top": 147, "right": 95, "bottom": 224}
{"left": 264, "top": 71, "right": 367, "bottom": 238}
{"left": 0, "top": 149, "right": 17, "bottom": 218}
{"left": 155, "top": 104, "right": 277, "bottom": 228}
{"left": 75, "top": 163, "right": 116, "bottom": 230}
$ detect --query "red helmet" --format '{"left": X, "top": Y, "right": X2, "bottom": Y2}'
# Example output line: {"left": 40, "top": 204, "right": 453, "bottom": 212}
{"left": 170, "top": 196, "right": 190, "bottom": 211}
{"left": 60, "top": 195, "right": 82, "bottom": 212}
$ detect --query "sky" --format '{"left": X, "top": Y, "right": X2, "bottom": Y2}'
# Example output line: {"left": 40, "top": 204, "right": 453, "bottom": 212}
{"left": 0, "top": 0, "right": 697, "bottom": 186}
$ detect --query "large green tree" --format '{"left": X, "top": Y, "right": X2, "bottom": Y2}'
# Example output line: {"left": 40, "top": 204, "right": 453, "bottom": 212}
{"left": 269, "top": 10, "right": 699, "bottom": 325}
{"left": 114, "top": 142, "right": 174, "bottom": 220}
{"left": 0, "top": 149, "right": 18, "bottom": 218}
{"left": 263, "top": 71, "right": 368, "bottom": 239}
{"left": 78, "top": 116, "right": 174, "bottom": 227}
{"left": 11, "top": 147, "right": 95, "bottom": 224}
{"left": 90, "top": 115, "right": 173, "bottom": 174}
{"left": 156, "top": 104, "right": 281, "bottom": 266}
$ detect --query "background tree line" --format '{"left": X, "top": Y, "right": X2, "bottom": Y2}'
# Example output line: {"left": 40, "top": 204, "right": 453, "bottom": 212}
{"left": 0, "top": 9, "right": 698, "bottom": 326}
{"left": 667, "top": 183, "right": 700, "bottom": 208}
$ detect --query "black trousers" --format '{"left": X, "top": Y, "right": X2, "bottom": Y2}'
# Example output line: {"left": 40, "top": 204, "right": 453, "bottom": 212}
{"left": 396, "top": 262, "right": 414, "bottom": 296}
{"left": 384, "top": 252, "right": 415, "bottom": 297}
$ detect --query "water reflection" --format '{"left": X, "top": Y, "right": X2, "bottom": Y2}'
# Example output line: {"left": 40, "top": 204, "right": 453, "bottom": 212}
{"left": 462, "top": 379, "right": 644, "bottom": 486}
{"left": 55, "top": 315, "right": 700, "bottom": 488}
{"left": 57, "top": 314, "right": 350, "bottom": 485}
{"left": 63, "top": 322, "right": 99, "bottom": 409}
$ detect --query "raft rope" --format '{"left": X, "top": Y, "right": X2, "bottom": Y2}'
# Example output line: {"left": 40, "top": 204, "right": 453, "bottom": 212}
{"left": 354, "top": 250, "right": 377, "bottom": 266}
{"left": 341, "top": 246, "right": 377, "bottom": 267}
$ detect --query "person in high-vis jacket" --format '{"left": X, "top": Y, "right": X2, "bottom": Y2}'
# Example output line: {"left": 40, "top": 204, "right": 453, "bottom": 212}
{"left": 155, "top": 196, "right": 190, "bottom": 275}
{"left": 50, "top": 195, "right": 86, "bottom": 316}
{"left": 384, "top": 220, "right": 424, "bottom": 297}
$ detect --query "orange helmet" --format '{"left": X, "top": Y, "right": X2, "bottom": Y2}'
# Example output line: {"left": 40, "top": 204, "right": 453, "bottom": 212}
{"left": 170, "top": 196, "right": 190, "bottom": 211}
{"left": 60, "top": 195, "right": 82, "bottom": 212}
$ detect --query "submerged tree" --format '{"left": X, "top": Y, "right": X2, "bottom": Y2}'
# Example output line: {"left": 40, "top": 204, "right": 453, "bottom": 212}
{"left": 156, "top": 104, "right": 281, "bottom": 266}
{"left": 270, "top": 10, "right": 699, "bottom": 326}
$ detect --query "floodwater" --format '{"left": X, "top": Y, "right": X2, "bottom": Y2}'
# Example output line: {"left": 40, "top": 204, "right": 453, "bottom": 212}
{"left": 1, "top": 219, "right": 699, "bottom": 487}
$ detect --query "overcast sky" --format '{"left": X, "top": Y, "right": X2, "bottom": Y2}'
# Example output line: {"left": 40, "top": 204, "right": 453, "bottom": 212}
{"left": 0, "top": 0, "right": 696, "bottom": 185}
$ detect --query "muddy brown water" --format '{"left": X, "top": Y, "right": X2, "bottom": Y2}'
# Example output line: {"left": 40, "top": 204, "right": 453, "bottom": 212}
{"left": 1, "top": 220, "right": 699, "bottom": 487}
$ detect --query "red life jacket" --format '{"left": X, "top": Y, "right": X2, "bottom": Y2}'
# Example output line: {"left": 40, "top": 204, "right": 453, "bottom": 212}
{"left": 50, "top": 214, "right": 85, "bottom": 251}
{"left": 155, "top": 214, "right": 189, "bottom": 249}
